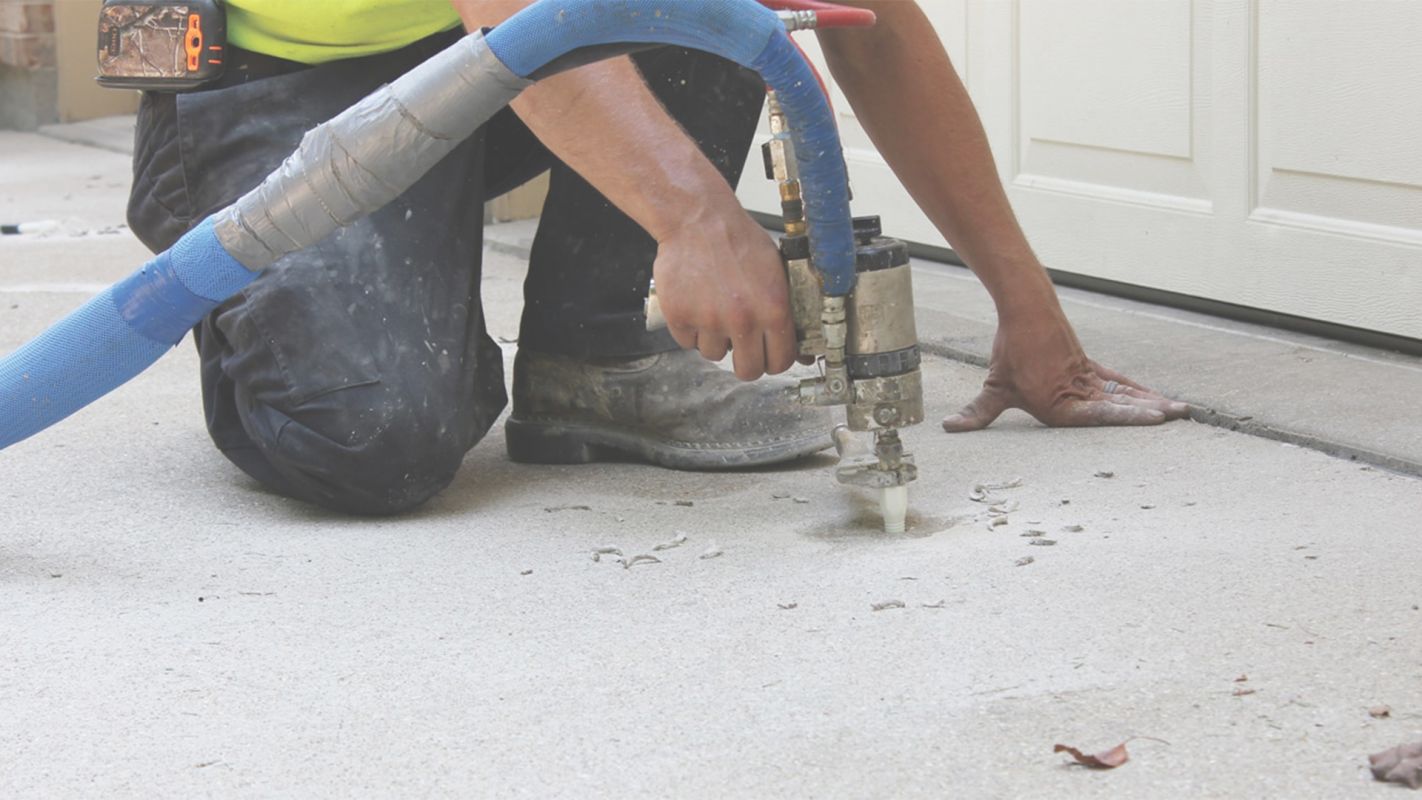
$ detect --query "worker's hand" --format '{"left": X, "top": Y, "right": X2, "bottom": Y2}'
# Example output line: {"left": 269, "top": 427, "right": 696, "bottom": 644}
{"left": 654, "top": 207, "right": 798, "bottom": 381}
{"left": 942, "top": 307, "right": 1190, "bottom": 431}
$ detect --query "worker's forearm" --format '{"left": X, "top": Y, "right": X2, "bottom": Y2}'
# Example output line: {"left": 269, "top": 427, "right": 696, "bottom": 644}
{"left": 818, "top": 2, "right": 1056, "bottom": 319}
{"left": 451, "top": 1, "right": 744, "bottom": 241}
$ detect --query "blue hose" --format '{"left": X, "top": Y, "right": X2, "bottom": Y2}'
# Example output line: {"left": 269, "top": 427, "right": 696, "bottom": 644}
{"left": 0, "top": 0, "right": 855, "bottom": 452}
{"left": 0, "top": 219, "right": 254, "bottom": 448}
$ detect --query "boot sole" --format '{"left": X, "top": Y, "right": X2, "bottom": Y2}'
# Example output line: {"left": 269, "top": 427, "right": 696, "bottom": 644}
{"left": 505, "top": 416, "right": 832, "bottom": 471}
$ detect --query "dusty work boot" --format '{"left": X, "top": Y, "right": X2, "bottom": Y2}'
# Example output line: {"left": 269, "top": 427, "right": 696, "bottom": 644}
{"left": 505, "top": 348, "right": 833, "bottom": 469}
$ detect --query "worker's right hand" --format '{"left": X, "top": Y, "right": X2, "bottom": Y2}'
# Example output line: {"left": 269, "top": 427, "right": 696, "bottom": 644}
{"left": 653, "top": 207, "right": 798, "bottom": 382}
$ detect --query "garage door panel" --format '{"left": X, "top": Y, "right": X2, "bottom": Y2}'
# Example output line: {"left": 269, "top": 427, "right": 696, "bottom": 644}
{"left": 1259, "top": 1, "right": 1422, "bottom": 187}
{"left": 1016, "top": 0, "right": 1208, "bottom": 214}
{"left": 1020, "top": 0, "right": 1193, "bottom": 159}
{"left": 739, "top": 1, "right": 1422, "bottom": 339}
{"left": 1254, "top": 1, "right": 1422, "bottom": 247}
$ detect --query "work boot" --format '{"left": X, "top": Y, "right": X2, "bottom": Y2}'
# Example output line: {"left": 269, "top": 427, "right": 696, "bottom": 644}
{"left": 505, "top": 348, "right": 833, "bottom": 469}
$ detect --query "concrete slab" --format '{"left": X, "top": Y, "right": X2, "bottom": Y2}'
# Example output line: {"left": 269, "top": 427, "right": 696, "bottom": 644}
{"left": 4, "top": 137, "right": 1422, "bottom": 798}
{"left": 0, "top": 131, "right": 136, "bottom": 238}
{"left": 38, "top": 113, "right": 136, "bottom": 156}
{"left": 908, "top": 263, "right": 1422, "bottom": 476}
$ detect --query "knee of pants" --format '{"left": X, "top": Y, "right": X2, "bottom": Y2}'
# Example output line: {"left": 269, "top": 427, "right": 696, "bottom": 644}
{"left": 247, "top": 388, "right": 472, "bottom": 516}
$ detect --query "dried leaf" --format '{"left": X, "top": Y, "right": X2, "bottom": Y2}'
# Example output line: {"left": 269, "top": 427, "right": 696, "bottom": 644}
{"left": 1369, "top": 742, "right": 1422, "bottom": 789}
{"left": 777, "top": 602, "right": 798, "bottom": 610}
{"left": 871, "top": 600, "right": 906, "bottom": 612}
{"left": 1054, "top": 742, "right": 1129, "bottom": 769}
{"left": 1232, "top": 688, "right": 1257, "bottom": 697}
{"left": 1234, "top": 674, "right": 1248, "bottom": 683}
{"left": 1094, "top": 471, "right": 1116, "bottom": 479}
{"left": 1369, "top": 705, "right": 1392, "bottom": 719}
{"left": 1014, "top": 556, "right": 1035, "bottom": 567}
{"left": 674, "top": 500, "right": 694, "bottom": 507}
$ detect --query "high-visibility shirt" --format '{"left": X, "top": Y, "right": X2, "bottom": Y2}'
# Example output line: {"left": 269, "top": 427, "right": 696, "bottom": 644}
{"left": 227, "top": 1, "right": 462, "bottom": 65}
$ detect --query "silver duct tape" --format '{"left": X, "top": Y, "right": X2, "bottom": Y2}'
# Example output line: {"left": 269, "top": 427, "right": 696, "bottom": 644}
{"left": 214, "top": 32, "right": 531, "bottom": 269}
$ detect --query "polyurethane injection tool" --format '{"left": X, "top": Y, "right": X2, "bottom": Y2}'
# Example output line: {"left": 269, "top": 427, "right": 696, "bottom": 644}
{"left": 647, "top": 88, "right": 924, "bottom": 534}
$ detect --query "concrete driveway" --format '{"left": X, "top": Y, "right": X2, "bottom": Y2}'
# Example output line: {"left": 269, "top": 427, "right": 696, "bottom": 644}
{"left": 2, "top": 130, "right": 1420, "bottom": 798}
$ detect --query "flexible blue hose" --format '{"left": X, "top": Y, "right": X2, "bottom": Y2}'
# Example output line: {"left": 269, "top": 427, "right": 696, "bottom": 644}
{"left": 0, "top": 219, "right": 254, "bottom": 449}
{"left": 485, "top": 0, "right": 857, "bottom": 296}
{"left": 0, "top": 0, "right": 856, "bottom": 452}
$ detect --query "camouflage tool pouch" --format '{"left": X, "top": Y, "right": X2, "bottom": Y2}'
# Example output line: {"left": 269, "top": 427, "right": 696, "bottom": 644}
{"left": 97, "top": 0, "right": 226, "bottom": 91}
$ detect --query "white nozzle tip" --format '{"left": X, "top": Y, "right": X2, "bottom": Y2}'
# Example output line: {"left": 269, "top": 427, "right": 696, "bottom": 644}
{"left": 881, "top": 486, "right": 908, "bottom": 534}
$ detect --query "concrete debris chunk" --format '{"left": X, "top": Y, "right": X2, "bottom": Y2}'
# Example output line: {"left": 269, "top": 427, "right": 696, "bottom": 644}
{"left": 652, "top": 533, "right": 689, "bottom": 551}
{"left": 591, "top": 546, "right": 623, "bottom": 562}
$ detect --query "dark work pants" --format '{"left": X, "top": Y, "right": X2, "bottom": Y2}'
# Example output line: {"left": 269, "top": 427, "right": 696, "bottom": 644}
{"left": 126, "top": 32, "right": 765, "bottom": 514}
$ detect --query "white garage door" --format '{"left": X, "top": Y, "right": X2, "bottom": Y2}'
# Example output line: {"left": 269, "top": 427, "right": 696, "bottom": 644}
{"left": 737, "top": 1, "right": 1422, "bottom": 340}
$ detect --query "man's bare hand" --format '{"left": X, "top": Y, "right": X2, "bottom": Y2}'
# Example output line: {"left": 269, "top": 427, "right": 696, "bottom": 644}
{"left": 655, "top": 208, "right": 797, "bottom": 381}
{"left": 942, "top": 310, "right": 1190, "bottom": 431}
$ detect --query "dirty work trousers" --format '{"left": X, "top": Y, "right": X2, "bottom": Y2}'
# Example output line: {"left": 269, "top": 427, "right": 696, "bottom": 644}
{"left": 126, "top": 31, "right": 765, "bottom": 515}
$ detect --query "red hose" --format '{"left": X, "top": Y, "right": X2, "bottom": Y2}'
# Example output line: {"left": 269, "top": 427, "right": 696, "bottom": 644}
{"left": 757, "top": 0, "right": 877, "bottom": 29}
{"left": 759, "top": 0, "right": 876, "bottom": 116}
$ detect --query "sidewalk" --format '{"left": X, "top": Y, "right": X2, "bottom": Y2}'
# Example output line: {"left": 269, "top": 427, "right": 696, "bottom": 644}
{"left": 3, "top": 129, "right": 1420, "bottom": 798}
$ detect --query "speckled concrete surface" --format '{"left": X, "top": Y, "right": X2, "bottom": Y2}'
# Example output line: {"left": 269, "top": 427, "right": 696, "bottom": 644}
{"left": 3, "top": 131, "right": 1420, "bottom": 798}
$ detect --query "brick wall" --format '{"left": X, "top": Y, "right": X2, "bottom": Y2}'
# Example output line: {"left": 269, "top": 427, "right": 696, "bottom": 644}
{"left": 0, "top": 0, "right": 55, "bottom": 70}
{"left": 0, "top": 0, "right": 56, "bottom": 129}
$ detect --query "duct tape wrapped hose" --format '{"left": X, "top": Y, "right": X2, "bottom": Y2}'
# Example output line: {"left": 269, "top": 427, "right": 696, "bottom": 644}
{"left": 0, "top": 0, "right": 855, "bottom": 451}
